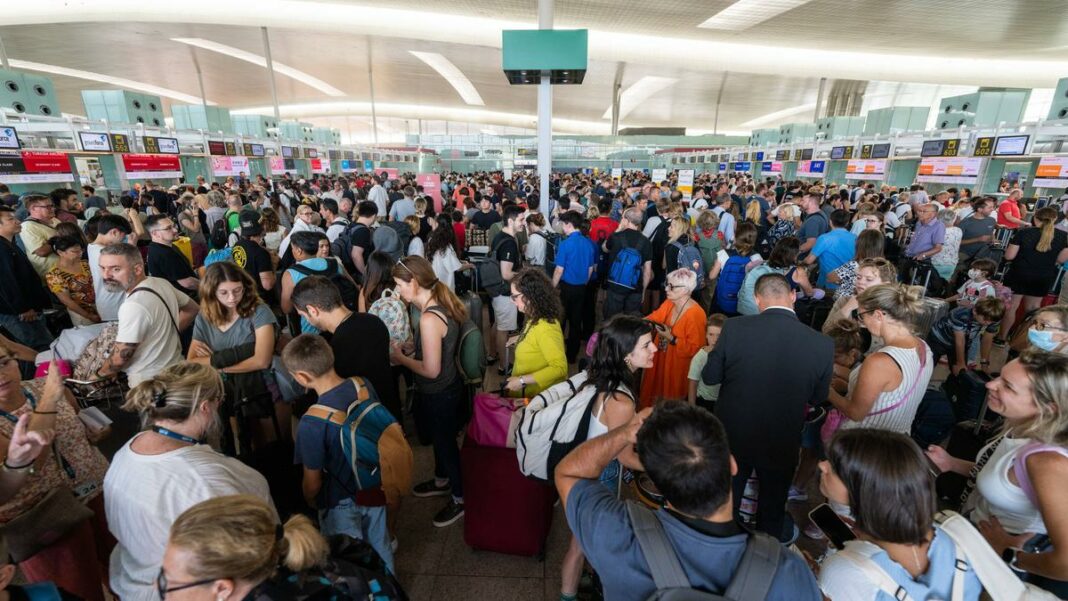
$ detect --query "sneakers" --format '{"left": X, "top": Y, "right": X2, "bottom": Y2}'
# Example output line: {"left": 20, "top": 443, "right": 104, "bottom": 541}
{"left": 787, "top": 486, "right": 808, "bottom": 503}
{"left": 432, "top": 500, "right": 465, "bottom": 527}
{"left": 412, "top": 479, "right": 451, "bottom": 498}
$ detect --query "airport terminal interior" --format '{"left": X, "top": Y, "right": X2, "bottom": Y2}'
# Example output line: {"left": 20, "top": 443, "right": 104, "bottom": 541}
{"left": 4, "top": 1, "right": 1068, "bottom": 600}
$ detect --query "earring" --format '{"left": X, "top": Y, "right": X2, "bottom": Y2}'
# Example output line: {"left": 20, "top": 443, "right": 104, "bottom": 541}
{"left": 624, "top": 355, "right": 633, "bottom": 368}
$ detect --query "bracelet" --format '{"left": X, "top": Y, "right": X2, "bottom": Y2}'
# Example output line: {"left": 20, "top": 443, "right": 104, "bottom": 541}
{"left": 2, "top": 459, "right": 33, "bottom": 471}
{"left": 32, "top": 409, "right": 57, "bottom": 415}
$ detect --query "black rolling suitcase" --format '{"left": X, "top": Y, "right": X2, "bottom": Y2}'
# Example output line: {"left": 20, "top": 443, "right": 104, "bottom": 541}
{"left": 935, "top": 379, "right": 1001, "bottom": 510}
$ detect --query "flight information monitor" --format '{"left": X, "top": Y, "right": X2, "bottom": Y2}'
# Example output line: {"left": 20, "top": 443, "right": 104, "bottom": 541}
{"left": 994, "top": 135, "right": 1029, "bottom": 156}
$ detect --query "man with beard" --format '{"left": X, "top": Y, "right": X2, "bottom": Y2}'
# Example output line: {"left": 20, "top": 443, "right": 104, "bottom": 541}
{"left": 95, "top": 243, "right": 199, "bottom": 387}
{"left": 103, "top": 361, "right": 273, "bottom": 601}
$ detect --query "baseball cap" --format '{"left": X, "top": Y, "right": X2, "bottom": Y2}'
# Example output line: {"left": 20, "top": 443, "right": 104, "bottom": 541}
{"left": 239, "top": 209, "right": 263, "bottom": 236}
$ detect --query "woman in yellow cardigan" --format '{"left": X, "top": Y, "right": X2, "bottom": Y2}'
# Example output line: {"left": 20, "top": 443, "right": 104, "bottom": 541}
{"left": 503, "top": 268, "right": 568, "bottom": 397}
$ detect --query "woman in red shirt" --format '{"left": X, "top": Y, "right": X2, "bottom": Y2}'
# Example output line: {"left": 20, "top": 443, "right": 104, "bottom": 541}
{"left": 588, "top": 198, "right": 619, "bottom": 245}
{"left": 997, "top": 190, "right": 1029, "bottom": 229}
{"left": 451, "top": 209, "right": 466, "bottom": 255}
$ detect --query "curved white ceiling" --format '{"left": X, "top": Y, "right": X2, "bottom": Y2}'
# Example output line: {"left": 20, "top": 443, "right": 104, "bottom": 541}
{"left": 13, "top": 0, "right": 1068, "bottom": 88}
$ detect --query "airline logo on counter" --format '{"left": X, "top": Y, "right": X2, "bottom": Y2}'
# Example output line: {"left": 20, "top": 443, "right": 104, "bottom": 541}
{"left": 0, "top": 151, "right": 74, "bottom": 184}
{"left": 121, "top": 153, "right": 183, "bottom": 179}
{"left": 845, "top": 159, "right": 887, "bottom": 179}
{"left": 1034, "top": 156, "right": 1068, "bottom": 188}
{"left": 797, "top": 160, "right": 826, "bottom": 178}
{"left": 211, "top": 156, "right": 249, "bottom": 177}
{"left": 761, "top": 161, "right": 782, "bottom": 173}
{"left": 0, "top": 127, "right": 20, "bottom": 150}
{"left": 917, "top": 157, "right": 982, "bottom": 183}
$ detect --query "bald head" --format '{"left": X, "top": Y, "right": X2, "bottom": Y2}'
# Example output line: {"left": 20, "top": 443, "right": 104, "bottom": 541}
{"left": 754, "top": 273, "right": 795, "bottom": 311}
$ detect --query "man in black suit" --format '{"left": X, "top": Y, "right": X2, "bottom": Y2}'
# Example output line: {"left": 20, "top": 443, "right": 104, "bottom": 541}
{"left": 702, "top": 272, "right": 833, "bottom": 542}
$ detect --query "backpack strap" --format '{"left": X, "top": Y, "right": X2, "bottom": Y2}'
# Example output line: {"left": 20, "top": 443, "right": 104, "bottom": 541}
{"left": 934, "top": 511, "right": 1028, "bottom": 601}
{"left": 348, "top": 377, "right": 372, "bottom": 404}
{"left": 723, "top": 532, "right": 781, "bottom": 601}
{"left": 1011, "top": 442, "right": 1068, "bottom": 507}
{"left": 304, "top": 403, "right": 347, "bottom": 427}
{"left": 626, "top": 501, "right": 691, "bottom": 591}
{"left": 836, "top": 545, "right": 916, "bottom": 601}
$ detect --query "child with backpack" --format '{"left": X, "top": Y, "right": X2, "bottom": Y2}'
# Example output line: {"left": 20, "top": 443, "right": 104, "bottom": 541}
{"left": 283, "top": 334, "right": 412, "bottom": 576}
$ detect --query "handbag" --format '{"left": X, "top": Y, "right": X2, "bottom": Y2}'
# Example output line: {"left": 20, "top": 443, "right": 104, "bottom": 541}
{"left": 821, "top": 341, "right": 928, "bottom": 445}
{"left": 0, "top": 439, "right": 95, "bottom": 563}
{"left": 467, "top": 387, "right": 526, "bottom": 448}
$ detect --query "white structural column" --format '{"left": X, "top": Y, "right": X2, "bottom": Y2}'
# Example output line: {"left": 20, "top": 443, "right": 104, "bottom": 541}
{"left": 260, "top": 27, "right": 281, "bottom": 121}
{"left": 367, "top": 38, "right": 379, "bottom": 145}
{"left": 537, "top": 0, "right": 553, "bottom": 215}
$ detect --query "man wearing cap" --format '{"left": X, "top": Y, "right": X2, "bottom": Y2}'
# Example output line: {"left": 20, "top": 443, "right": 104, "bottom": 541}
{"left": 233, "top": 210, "right": 276, "bottom": 301}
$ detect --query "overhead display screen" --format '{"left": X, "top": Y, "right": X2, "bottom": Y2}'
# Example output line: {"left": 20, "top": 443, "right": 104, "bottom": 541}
{"left": 78, "top": 132, "right": 111, "bottom": 152}
{"left": 775, "top": 150, "right": 788, "bottom": 161}
{"left": 800, "top": 148, "right": 814, "bottom": 160}
{"left": 281, "top": 146, "right": 295, "bottom": 158}
{"left": 243, "top": 143, "right": 266, "bottom": 157}
{"left": 994, "top": 135, "right": 1029, "bottom": 156}
{"left": 973, "top": 136, "right": 994, "bottom": 157}
{"left": 921, "top": 138, "right": 960, "bottom": 157}
{"left": 0, "top": 127, "right": 21, "bottom": 150}
{"left": 110, "top": 133, "right": 131, "bottom": 153}
{"left": 207, "top": 140, "right": 226, "bottom": 156}
{"left": 830, "top": 146, "right": 846, "bottom": 160}
{"left": 870, "top": 143, "right": 891, "bottom": 159}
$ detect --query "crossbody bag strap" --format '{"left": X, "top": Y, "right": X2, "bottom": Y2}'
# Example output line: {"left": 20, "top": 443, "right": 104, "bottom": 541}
{"left": 836, "top": 547, "right": 916, "bottom": 601}
{"left": 625, "top": 501, "right": 691, "bottom": 591}
{"left": 868, "top": 341, "right": 928, "bottom": 417}
{"left": 129, "top": 286, "right": 180, "bottom": 335}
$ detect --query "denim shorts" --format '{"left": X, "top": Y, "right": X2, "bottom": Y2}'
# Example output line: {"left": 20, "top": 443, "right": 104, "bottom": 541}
{"left": 319, "top": 498, "right": 394, "bottom": 574}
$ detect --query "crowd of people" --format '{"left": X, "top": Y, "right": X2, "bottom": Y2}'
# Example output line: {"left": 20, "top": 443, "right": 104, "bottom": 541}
{"left": 0, "top": 167, "right": 1066, "bottom": 601}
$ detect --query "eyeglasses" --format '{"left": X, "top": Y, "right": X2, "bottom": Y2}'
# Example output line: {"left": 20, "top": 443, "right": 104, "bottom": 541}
{"left": 510, "top": 292, "right": 522, "bottom": 301}
{"left": 1033, "top": 321, "right": 1068, "bottom": 332}
{"left": 665, "top": 283, "right": 686, "bottom": 291}
{"left": 851, "top": 309, "right": 875, "bottom": 321}
{"left": 156, "top": 567, "right": 216, "bottom": 599}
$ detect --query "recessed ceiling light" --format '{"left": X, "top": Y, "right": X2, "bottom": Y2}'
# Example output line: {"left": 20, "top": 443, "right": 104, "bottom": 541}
{"left": 602, "top": 76, "right": 678, "bottom": 120}
{"left": 409, "top": 51, "right": 485, "bottom": 106}
{"left": 698, "top": 0, "right": 814, "bottom": 30}
{"left": 172, "top": 37, "right": 344, "bottom": 97}
{"left": 9, "top": 59, "right": 213, "bottom": 105}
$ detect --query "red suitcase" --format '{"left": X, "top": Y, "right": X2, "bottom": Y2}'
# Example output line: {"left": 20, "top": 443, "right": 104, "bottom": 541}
{"left": 461, "top": 438, "right": 556, "bottom": 557}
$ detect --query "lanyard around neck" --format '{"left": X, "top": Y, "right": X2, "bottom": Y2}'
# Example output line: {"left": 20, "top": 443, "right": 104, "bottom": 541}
{"left": 151, "top": 425, "right": 202, "bottom": 445}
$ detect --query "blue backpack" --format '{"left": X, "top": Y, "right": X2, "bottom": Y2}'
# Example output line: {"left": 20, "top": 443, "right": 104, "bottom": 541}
{"left": 715, "top": 251, "right": 751, "bottom": 314}
{"left": 671, "top": 241, "right": 706, "bottom": 290}
{"left": 303, "top": 377, "right": 396, "bottom": 490}
{"left": 608, "top": 247, "right": 643, "bottom": 290}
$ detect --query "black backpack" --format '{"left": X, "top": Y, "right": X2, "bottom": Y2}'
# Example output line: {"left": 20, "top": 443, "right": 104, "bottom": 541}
{"left": 247, "top": 535, "right": 407, "bottom": 601}
{"left": 291, "top": 260, "right": 358, "bottom": 310}
{"left": 210, "top": 218, "right": 230, "bottom": 249}
{"left": 331, "top": 220, "right": 359, "bottom": 272}
{"left": 534, "top": 231, "right": 560, "bottom": 276}
{"left": 627, "top": 501, "right": 780, "bottom": 601}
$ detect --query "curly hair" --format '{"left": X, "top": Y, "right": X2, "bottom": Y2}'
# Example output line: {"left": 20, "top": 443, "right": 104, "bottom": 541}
{"left": 512, "top": 268, "right": 562, "bottom": 325}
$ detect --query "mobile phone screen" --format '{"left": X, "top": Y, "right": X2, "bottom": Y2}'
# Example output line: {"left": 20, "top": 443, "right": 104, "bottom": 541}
{"left": 808, "top": 503, "right": 855, "bottom": 550}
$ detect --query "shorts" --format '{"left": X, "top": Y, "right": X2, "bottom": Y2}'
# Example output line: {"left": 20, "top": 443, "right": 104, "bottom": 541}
{"left": 490, "top": 294, "right": 518, "bottom": 331}
{"left": 1004, "top": 269, "right": 1055, "bottom": 298}
{"left": 319, "top": 499, "right": 394, "bottom": 574}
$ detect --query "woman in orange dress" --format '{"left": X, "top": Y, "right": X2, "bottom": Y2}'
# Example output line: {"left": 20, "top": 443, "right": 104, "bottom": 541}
{"left": 639, "top": 267, "right": 707, "bottom": 407}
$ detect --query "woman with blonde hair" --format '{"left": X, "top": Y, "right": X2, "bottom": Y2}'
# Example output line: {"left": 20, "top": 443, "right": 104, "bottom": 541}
{"left": 159, "top": 494, "right": 360, "bottom": 600}
{"left": 1000, "top": 208, "right": 1068, "bottom": 336}
{"left": 825, "top": 283, "right": 933, "bottom": 438}
{"left": 104, "top": 362, "right": 273, "bottom": 601}
{"left": 389, "top": 256, "right": 468, "bottom": 527}
{"left": 404, "top": 214, "right": 424, "bottom": 257}
{"left": 927, "top": 350, "right": 1068, "bottom": 595}
{"left": 663, "top": 216, "right": 694, "bottom": 275}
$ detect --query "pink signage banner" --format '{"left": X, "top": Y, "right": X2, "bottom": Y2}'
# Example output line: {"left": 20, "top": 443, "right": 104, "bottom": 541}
{"left": 417, "top": 173, "right": 442, "bottom": 213}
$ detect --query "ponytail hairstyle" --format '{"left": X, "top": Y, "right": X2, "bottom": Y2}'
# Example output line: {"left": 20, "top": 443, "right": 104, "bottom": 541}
{"left": 168, "top": 495, "right": 328, "bottom": 587}
{"left": 392, "top": 255, "right": 467, "bottom": 324}
{"left": 584, "top": 314, "right": 654, "bottom": 400}
{"left": 856, "top": 283, "right": 926, "bottom": 333}
{"left": 122, "top": 361, "right": 223, "bottom": 430}
{"left": 1034, "top": 206, "right": 1058, "bottom": 253}
{"left": 47, "top": 234, "right": 84, "bottom": 254}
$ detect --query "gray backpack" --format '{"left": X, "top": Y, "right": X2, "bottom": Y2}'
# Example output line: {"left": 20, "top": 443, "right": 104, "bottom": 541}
{"left": 626, "top": 501, "right": 781, "bottom": 601}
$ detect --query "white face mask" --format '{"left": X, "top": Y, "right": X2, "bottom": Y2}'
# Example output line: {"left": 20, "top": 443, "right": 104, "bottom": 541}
{"left": 967, "top": 269, "right": 982, "bottom": 280}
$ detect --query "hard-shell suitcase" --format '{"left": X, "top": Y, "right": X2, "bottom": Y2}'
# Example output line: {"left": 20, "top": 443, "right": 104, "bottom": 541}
{"left": 913, "top": 297, "right": 950, "bottom": 338}
{"left": 459, "top": 290, "right": 483, "bottom": 331}
{"left": 461, "top": 438, "right": 556, "bottom": 557}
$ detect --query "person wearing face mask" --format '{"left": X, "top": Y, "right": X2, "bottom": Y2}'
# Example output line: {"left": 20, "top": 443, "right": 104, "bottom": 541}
{"left": 1019, "top": 306, "right": 1068, "bottom": 354}
{"left": 105, "top": 362, "right": 274, "bottom": 601}
{"left": 927, "top": 350, "right": 1068, "bottom": 596}
{"left": 822, "top": 258, "right": 898, "bottom": 338}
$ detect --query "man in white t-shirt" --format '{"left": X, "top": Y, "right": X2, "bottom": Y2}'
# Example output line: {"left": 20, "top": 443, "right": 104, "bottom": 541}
{"left": 95, "top": 243, "right": 198, "bottom": 387}
{"left": 367, "top": 177, "right": 389, "bottom": 218}
{"left": 87, "top": 214, "right": 134, "bottom": 321}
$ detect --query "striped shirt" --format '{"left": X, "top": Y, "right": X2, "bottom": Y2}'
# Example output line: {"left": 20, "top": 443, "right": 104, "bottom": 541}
{"left": 841, "top": 342, "right": 933, "bottom": 434}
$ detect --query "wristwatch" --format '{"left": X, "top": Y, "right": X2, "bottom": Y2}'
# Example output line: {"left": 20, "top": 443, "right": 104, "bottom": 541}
{"left": 1002, "top": 547, "right": 1024, "bottom": 573}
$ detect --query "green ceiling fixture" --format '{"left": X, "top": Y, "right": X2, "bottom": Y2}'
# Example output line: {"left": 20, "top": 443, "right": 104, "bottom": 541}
{"left": 501, "top": 29, "right": 588, "bottom": 85}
